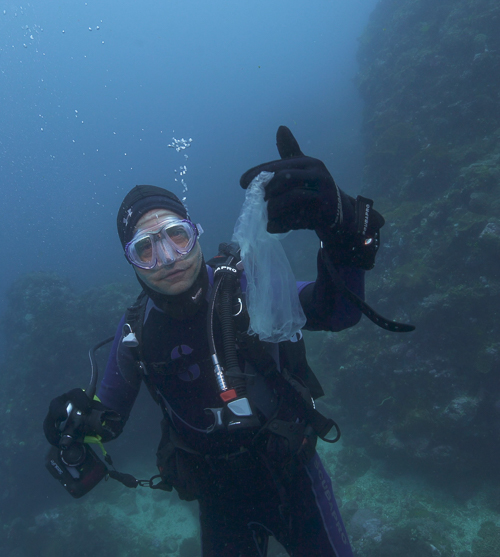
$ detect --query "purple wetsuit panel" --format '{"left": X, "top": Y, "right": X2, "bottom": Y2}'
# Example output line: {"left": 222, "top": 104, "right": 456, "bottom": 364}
{"left": 97, "top": 315, "right": 140, "bottom": 419}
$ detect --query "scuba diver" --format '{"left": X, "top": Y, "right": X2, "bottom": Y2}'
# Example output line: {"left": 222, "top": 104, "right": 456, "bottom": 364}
{"left": 44, "top": 126, "right": 400, "bottom": 557}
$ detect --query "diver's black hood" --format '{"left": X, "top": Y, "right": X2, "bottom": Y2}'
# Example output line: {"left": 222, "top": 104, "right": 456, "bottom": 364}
{"left": 117, "top": 185, "right": 206, "bottom": 319}
{"left": 117, "top": 185, "right": 188, "bottom": 248}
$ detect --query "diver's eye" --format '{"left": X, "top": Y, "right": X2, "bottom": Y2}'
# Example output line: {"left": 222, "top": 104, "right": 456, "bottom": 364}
{"left": 168, "top": 226, "right": 190, "bottom": 247}
{"left": 135, "top": 237, "right": 153, "bottom": 261}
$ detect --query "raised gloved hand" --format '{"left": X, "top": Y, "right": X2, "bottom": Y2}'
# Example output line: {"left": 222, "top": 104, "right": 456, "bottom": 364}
{"left": 240, "top": 126, "right": 385, "bottom": 270}
{"left": 43, "top": 388, "right": 122, "bottom": 447}
{"left": 240, "top": 126, "right": 346, "bottom": 238}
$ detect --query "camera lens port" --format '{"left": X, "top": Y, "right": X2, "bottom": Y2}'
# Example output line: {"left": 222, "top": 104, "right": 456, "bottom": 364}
{"left": 60, "top": 444, "right": 86, "bottom": 467}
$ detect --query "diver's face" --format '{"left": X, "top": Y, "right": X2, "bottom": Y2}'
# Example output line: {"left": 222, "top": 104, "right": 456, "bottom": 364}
{"left": 133, "top": 209, "right": 202, "bottom": 296}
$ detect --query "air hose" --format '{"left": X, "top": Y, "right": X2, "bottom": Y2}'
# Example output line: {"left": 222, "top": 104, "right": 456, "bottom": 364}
{"left": 87, "top": 336, "right": 115, "bottom": 399}
{"left": 218, "top": 269, "right": 245, "bottom": 396}
{"left": 206, "top": 244, "right": 258, "bottom": 428}
{"left": 206, "top": 245, "right": 243, "bottom": 399}
{"left": 206, "top": 260, "right": 230, "bottom": 394}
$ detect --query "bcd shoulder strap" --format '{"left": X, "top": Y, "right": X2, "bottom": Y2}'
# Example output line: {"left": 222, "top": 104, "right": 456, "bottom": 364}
{"left": 121, "top": 290, "right": 165, "bottom": 405}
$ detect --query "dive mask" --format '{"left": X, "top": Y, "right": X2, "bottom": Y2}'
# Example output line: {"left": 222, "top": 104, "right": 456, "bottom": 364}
{"left": 125, "top": 217, "right": 203, "bottom": 269}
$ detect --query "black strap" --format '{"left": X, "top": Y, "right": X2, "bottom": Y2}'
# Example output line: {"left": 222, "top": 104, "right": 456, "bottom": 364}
{"left": 236, "top": 331, "right": 340, "bottom": 442}
{"left": 321, "top": 249, "right": 415, "bottom": 333}
{"left": 107, "top": 470, "right": 172, "bottom": 491}
{"left": 307, "top": 408, "right": 341, "bottom": 443}
{"left": 104, "top": 452, "right": 171, "bottom": 491}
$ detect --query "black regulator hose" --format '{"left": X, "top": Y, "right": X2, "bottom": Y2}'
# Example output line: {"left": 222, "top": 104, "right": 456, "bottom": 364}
{"left": 87, "top": 336, "right": 115, "bottom": 400}
{"left": 206, "top": 245, "right": 245, "bottom": 397}
{"left": 206, "top": 270, "right": 224, "bottom": 359}
{"left": 219, "top": 270, "right": 240, "bottom": 372}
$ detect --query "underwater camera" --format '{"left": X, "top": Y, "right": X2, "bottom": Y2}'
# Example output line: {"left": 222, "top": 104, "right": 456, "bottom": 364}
{"left": 45, "top": 442, "right": 107, "bottom": 499}
{"left": 45, "top": 336, "right": 114, "bottom": 498}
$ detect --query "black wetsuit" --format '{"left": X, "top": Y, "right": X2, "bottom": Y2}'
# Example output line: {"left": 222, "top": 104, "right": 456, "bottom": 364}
{"left": 98, "top": 262, "right": 362, "bottom": 557}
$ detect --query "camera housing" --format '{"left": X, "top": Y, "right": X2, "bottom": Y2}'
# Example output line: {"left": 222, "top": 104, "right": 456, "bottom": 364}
{"left": 45, "top": 443, "right": 107, "bottom": 498}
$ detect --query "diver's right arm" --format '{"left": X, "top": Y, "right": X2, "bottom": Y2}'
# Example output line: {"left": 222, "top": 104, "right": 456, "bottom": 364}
{"left": 96, "top": 315, "right": 143, "bottom": 426}
{"left": 43, "top": 316, "right": 141, "bottom": 447}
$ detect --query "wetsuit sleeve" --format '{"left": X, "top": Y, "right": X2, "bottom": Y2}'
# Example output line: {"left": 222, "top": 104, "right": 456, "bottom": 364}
{"left": 298, "top": 249, "right": 364, "bottom": 332}
{"left": 97, "top": 315, "right": 142, "bottom": 424}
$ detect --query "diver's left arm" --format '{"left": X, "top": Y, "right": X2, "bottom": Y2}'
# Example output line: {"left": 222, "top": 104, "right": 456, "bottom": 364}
{"left": 299, "top": 189, "right": 385, "bottom": 331}
{"left": 298, "top": 257, "right": 365, "bottom": 332}
{"left": 240, "top": 126, "right": 384, "bottom": 333}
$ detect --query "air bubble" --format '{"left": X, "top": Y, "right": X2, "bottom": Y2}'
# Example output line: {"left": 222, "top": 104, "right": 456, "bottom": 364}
{"left": 167, "top": 137, "right": 193, "bottom": 152}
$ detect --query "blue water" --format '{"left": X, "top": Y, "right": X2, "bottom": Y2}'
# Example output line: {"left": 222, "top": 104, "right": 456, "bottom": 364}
{"left": 1, "top": 1, "right": 379, "bottom": 555}
{"left": 1, "top": 0, "right": 376, "bottom": 325}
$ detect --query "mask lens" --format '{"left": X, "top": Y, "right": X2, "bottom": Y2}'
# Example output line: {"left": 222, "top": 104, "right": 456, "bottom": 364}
{"left": 166, "top": 224, "right": 191, "bottom": 250}
{"left": 125, "top": 218, "right": 200, "bottom": 269}
{"left": 134, "top": 237, "right": 153, "bottom": 263}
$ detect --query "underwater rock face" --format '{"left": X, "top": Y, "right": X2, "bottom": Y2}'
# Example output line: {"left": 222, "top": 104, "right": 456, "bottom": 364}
{"left": 336, "top": 446, "right": 372, "bottom": 485}
{"left": 319, "top": 0, "right": 500, "bottom": 484}
{"left": 472, "top": 521, "right": 500, "bottom": 556}
{"left": 349, "top": 508, "right": 383, "bottom": 542}
{"left": 370, "top": 525, "right": 439, "bottom": 557}
{"left": 0, "top": 273, "right": 139, "bottom": 524}
{"left": 441, "top": 395, "right": 480, "bottom": 425}
{"left": 478, "top": 221, "right": 500, "bottom": 251}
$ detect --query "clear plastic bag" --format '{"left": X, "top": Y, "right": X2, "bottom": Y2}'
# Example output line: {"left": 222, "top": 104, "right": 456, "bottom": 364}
{"left": 232, "top": 171, "right": 306, "bottom": 343}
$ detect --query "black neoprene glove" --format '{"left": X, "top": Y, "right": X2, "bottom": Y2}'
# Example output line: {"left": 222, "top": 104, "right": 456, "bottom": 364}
{"left": 240, "top": 126, "right": 385, "bottom": 270}
{"left": 240, "top": 126, "right": 346, "bottom": 238}
{"left": 43, "top": 388, "right": 122, "bottom": 447}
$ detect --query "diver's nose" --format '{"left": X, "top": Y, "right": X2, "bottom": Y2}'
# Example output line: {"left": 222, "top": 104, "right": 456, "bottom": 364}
{"left": 156, "top": 240, "right": 177, "bottom": 267}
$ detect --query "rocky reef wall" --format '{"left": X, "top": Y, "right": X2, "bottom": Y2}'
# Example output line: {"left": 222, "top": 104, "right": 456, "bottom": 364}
{"left": 321, "top": 0, "right": 500, "bottom": 489}
{"left": 0, "top": 274, "right": 139, "bottom": 521}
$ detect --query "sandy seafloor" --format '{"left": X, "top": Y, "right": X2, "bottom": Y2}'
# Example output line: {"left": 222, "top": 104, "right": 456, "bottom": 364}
{"left": 29, "top": 436, "right": 498, "bottom": 557}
